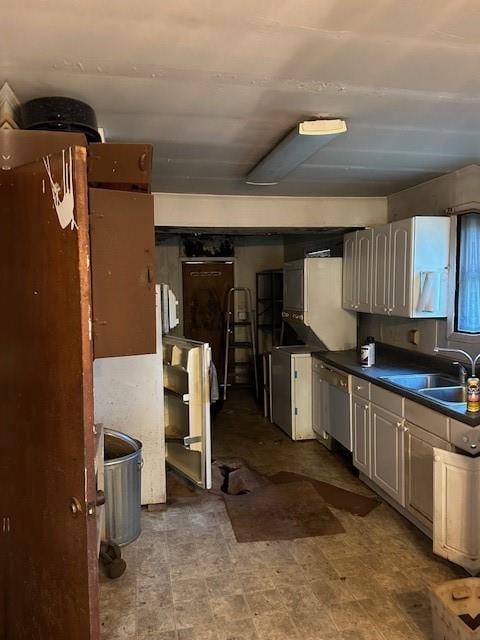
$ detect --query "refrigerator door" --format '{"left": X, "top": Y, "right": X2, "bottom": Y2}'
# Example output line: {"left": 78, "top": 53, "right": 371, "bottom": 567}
{"left": 163, "top": 336, "right": 212, "bottom": 489}
{"left": 271, "top": 349, "right": 293, "bottom": 438}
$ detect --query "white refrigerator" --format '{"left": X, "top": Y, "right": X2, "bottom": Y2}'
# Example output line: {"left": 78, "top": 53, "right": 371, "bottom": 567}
{"left": 271, "top": 346, "right": 316, "bottom": 441}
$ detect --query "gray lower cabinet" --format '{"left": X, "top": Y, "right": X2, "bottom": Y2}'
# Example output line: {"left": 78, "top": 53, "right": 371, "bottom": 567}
{"left": 371, "top": 404, "right": 406, "bottom": 506}
{"left": 404, "top": 422, "right": 451, "bottom": 532}
{"left": 352, "top": 396, "right": 371, "bottom": 477}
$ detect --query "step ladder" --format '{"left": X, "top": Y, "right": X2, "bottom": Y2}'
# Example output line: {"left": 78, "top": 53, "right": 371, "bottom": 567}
{"left": 223, "top": 287, "right": 259, "bottom": 401}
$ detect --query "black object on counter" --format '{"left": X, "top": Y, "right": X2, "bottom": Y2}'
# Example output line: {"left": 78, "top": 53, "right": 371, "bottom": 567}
{"left": 21, "top": 96, "right": 101, "bottom": 142}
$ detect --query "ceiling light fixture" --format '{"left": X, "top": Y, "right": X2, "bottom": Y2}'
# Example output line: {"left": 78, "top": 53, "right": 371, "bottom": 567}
{"left": 245, "top": 119, "right": 347, "bottom": 186}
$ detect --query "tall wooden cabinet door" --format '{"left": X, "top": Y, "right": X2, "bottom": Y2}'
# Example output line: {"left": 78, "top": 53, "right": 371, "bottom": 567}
{"left": 352, "top": 397, "right": 371, "bottom": 477}
{"left": 342, "top": 233, "right": 357, "bottom": 310}
{"left": 89, "top": 188, "right": 155, "bottom": 358}
{"left": 433, "top": 450, "right": 480, "bottom": 575}
{"left": 0, "top": 147, "right": 99, "bottom": 639}
{"left": 372, "top": 225, "right": 390, "bottom": 315}
{"left": 371, "top": 404, "right": 406, "bottom": 506}
{"left": 356, "top": 229, "right": 373, "bottom": 312}
{"left": 389, "top": 219, "right": 412, "bottom": 317}
{"left": 405, "top": 423, "right": 451, "bottom": 532}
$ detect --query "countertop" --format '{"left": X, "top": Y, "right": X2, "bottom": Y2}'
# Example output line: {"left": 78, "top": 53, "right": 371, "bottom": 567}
{"left": 313, "top": 346, "right": 480, "bottom": 427}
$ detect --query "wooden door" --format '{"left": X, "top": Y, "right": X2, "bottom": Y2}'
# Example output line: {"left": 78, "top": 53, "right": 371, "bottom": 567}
{"left": 89, "top": 188, "right": 156, "bottom": 358}
{"left": 372, "top": 225, "right": 390, "bottom": 315}
{"left": 405, "top": 423, "right": 451, "bottom": 532}
{"left": 371, "top": 404, "right": 405, "bottom": 506}
{"left": 352, "top": 397, "right": 371, "bottom": 477}
{"left": 356, "top": 229, "right": 373, "bottom": 312}
{"left": 0, "top": 147, "right": 99, "bottom": 639}
{"left": 389, "top": 218, "right": 412, "bottom": 317}
{"left": 182, "top": 261, "right": 233, "bottom": 380}
{"left": 342, "top": 232, "right": 356, "bottom": 310}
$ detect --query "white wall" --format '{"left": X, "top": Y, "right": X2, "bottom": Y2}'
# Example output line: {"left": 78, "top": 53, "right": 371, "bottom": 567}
{"left": 388, "top": 165, "right": 480, "bottom": 222}
{"left": 155, "top": 235, "right": 183, "bottom": 335}
{"left": 234, "top": 236, "right": 284, "bottom": 303}
{"left": 154, "top": 193, "right": 388, "bottom": 229}
{"left": 93, "top": 292, "right": 166, "bottom": 506}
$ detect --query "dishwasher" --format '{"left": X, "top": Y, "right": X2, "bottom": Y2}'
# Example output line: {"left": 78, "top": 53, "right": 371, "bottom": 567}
{"left": 317, "top": 363, "right": 352, "bottom": 451}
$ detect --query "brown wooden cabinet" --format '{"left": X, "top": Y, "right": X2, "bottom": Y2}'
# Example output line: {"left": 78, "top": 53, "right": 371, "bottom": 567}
{"left": 88, "top": 142, "right": 153, "bottom": 191}
{"left": 89, "top": 188, "right": 156, "bottom": 358}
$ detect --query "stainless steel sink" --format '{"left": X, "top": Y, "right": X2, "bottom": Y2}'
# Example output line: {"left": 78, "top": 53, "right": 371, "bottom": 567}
{"left": 420, "top": 386, "right": 468, "bottom": 404}
{"left": 381, "top": 373, "right": 457, "bottom": 390}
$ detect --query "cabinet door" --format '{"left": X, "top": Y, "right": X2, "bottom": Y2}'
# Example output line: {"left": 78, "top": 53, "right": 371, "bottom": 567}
{"left": 372, "top": 225, "right": 390, "bottom": 315}
{"left": 342, "top": 233, "right": 357, "bottom": 310}
{"left": 312, "top": 365, "right": 329, "bottom": 438}
{"left": 312, "top": 367, "right": 322, "bottom": 436}
{"left": 2, "top": 147, "right": 99, "bottom": 638}
{"left": 389, "top": 219, "right": 412, "bottom": 317}
{"left": 352, "top": 396, "right": 371, "bottom": 477}
{"left": 89, "top": 188, "right": 156, "bottom": 358}
{"left": 433, "top": 450, "right": 480, "bottom": 575}
{"left": 356, "top": 229, "right": 373, "bottom": 312}
{"left": 292, "top": 356, "right": 314, "bottom": 440}
{"left": 405, "top": 423, "right": 451, "bottom": 531}
{"left": 371, "top": 404, "right": 405, "bottom": 505}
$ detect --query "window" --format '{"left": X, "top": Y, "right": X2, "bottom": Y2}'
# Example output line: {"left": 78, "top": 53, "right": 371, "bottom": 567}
{"left": 455, "top": 213, "right": 480, "bottom": 334}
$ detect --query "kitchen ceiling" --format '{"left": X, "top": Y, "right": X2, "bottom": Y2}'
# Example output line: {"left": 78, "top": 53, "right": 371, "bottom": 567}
{"left": 3, "top": 0, "right": 480, "bottom": 196}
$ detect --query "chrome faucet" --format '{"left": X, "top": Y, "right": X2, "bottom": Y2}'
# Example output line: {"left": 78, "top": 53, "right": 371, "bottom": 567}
{"left": 434, "top": 347, "right": 480, "bottom": 378}
{"left": 453, "top": 362, "right": 469, "bottom": 385}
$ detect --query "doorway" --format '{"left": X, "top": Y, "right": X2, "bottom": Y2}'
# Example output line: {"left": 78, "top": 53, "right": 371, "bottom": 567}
{"left": 182, "top": 260, "right": 234, "bottom": 382}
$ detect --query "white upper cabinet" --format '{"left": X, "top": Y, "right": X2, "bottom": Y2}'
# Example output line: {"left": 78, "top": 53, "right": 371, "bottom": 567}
{"left": 344, "top": 216, "right": 450, "bottom": 318}
{"left": 342, "top": 228, "right": 373, "bottom": 312}
{"left": 372, "top": 225, "right": 390, "bottom": 315}
{"left": 342, "top": 234, "right": 356, "bottom": 310}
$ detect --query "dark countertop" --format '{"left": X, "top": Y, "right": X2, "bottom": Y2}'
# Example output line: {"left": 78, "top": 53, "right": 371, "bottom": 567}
{"left": 313, "top": 346, "right": 480, "bottom": 427}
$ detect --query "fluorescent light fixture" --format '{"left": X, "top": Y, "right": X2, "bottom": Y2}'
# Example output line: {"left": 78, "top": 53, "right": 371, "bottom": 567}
{"left": 245, "top": 119, "right": 347, "bottom": 186}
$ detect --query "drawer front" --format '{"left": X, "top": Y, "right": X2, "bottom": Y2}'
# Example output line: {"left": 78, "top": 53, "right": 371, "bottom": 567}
{"left": 405, "top": 399, "right": 449, "bottom": 441}
{"left": 352, "top": 376, "right": 370, "bottom": 400}
{"left": 371, "top": 384, "right": 404, "bottom": 417}
{"left": 450, "top": 419, "right": 480, "bottom": 454}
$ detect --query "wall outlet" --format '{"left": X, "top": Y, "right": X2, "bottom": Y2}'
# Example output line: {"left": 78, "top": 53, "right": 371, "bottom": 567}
{"left": 238, "top": 311, "right": 247, "bottom": 321}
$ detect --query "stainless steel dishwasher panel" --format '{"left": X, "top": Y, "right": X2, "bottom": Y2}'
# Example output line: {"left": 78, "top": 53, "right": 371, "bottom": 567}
{"left": 322, "top": 366, "right": 352, "bottom": 451}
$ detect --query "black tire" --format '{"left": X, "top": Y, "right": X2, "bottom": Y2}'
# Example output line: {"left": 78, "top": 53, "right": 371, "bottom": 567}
{"left": 106, "top": 558, "right": 127, "bottom": 579}
{"left": 101, "top": 540, "right": 122, "bottom": 562}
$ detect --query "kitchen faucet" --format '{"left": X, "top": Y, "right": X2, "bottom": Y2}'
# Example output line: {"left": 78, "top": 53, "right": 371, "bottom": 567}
{"left": 452, "top": 362, "right": 469, "bottom": 385}
{"left": 434, "top": 347, "right": 480, "bottom": 379}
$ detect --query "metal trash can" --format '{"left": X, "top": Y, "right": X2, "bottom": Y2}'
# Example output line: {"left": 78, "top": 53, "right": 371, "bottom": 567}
{"left": 104, "top": 429, "right": 143, "bottom": 547}
{"left": 431, "top": 578, "right": 480, "bottom": 639}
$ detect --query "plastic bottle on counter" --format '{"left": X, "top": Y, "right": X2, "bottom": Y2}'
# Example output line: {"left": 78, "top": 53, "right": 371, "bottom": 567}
{"left": 467, "top": 377, "right": 480, "bottom": 413}
{"left": 360, "top": 336, "right": 376, "bottom": 368}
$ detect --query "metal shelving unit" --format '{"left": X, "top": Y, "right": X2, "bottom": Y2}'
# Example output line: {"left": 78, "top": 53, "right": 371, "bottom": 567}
{"left": 256, "top": 269, "right": 283, "bottom": 353}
